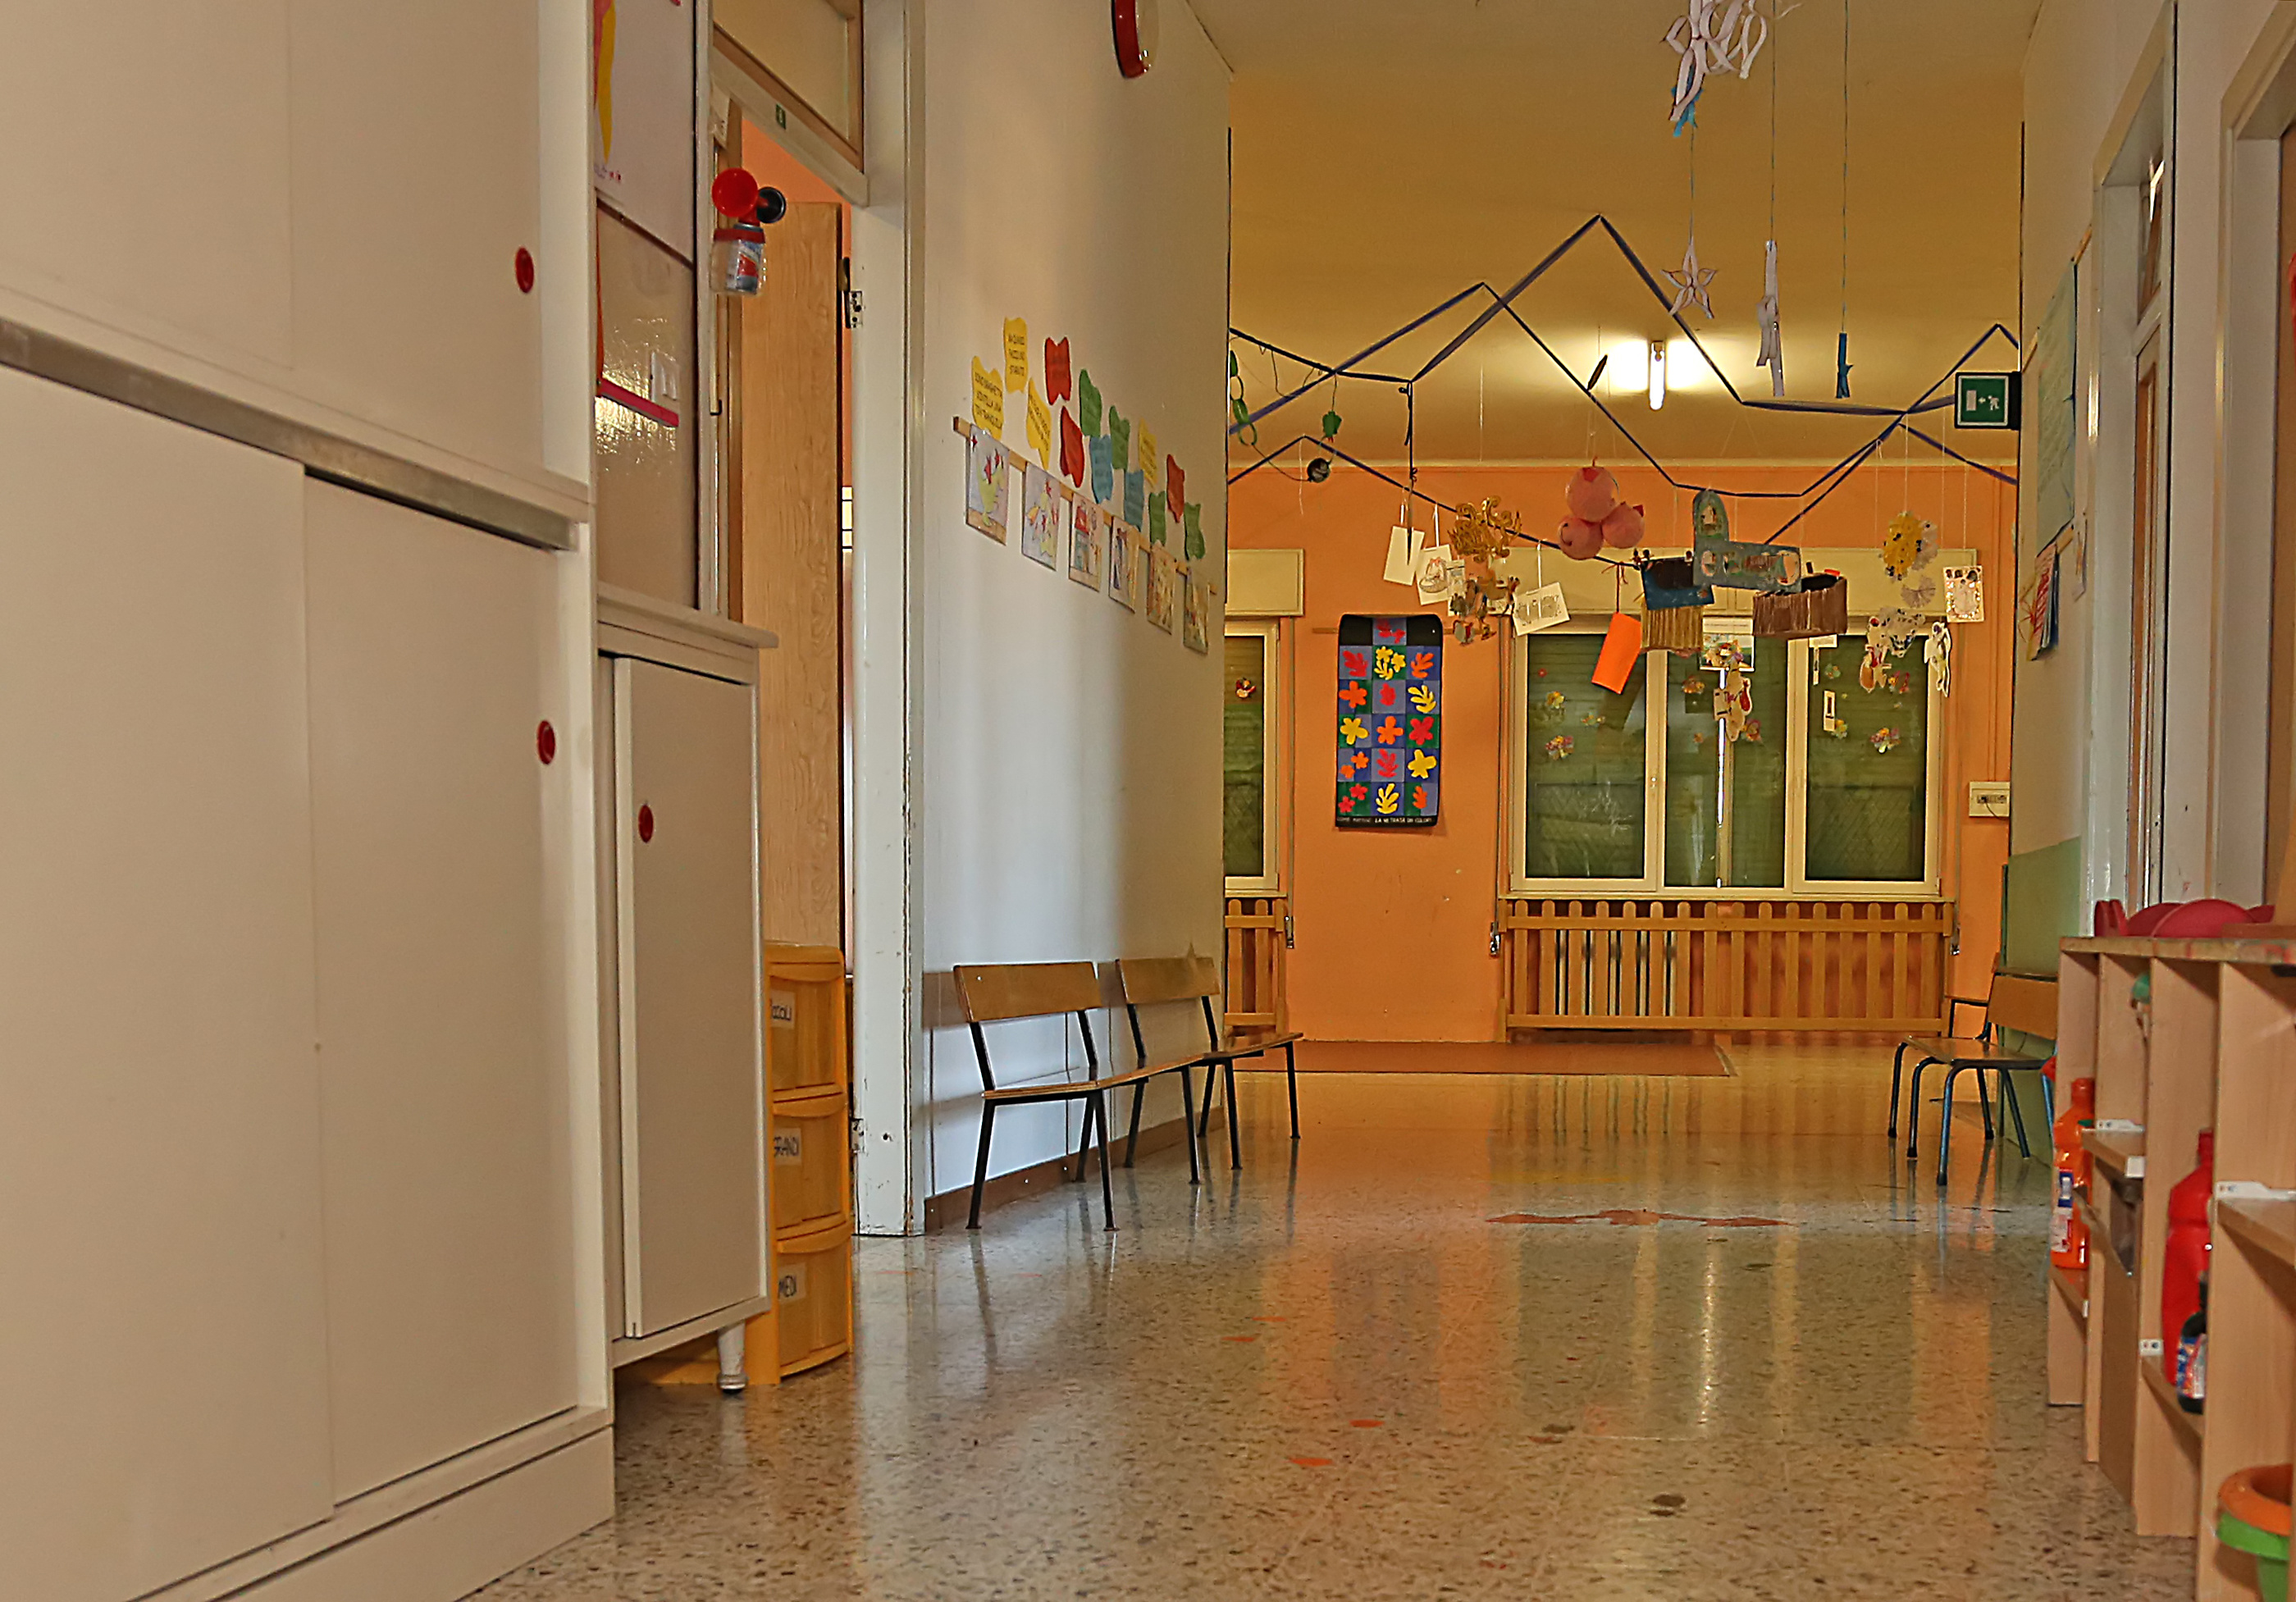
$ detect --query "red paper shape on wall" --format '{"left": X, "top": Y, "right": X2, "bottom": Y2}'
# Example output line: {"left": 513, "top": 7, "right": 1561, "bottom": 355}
{"left": 1166, "top": 457, "right": 1185, "bottom": 518}
{"left": 1045, "top": 338, "right": 1073, "bottom": 405}
{"left": 1060, "top": 407, "right": 1085, "bottom": 485}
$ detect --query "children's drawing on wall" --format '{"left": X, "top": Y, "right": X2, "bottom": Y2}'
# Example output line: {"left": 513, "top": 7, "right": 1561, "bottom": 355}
{"left": 1181, "top": 565, "right": 1208, "bottom": 652}
{"left": 1108, "top": 522, "right": 1139, "bottom": 610}
{"left": 965, "top": 425, "right": 1013, "bottom": 542}
{"left": 1146, "top": 546, "right": 1176, "bottom": 632}
{"left": 1070, "top": 500, "right": 1106, "bottom": 591}
{"left": 1020, "top": 462, "right": 1063, "bottom": 570}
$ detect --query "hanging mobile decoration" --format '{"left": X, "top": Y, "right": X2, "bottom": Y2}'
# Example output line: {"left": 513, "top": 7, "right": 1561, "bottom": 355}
{"left": 1667, "top": 132, "right": 1718, "bottom": 318}
{"left": 1756, "top": 241, "right": 1785, "bottom": 397}
{"left": 1664, "top": 0, "right": 1773, "bottom": 135}
{"left": 1228, "top": 351, "right": 1257, "bottom": 446}
{"left": 1924, "top": 619, "right": 1953, "bottom": 696}
{"left": 1835, "top": 0, "right": 1853, "bottom": 399}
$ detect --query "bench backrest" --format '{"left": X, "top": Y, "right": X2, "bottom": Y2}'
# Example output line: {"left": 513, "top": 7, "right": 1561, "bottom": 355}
{"left": 1116, "top": 955, "right": 1220, "bottom": 1006}
{"left": 952, "top": 962, "right": 1103, "bottom": 1093}
{"left": 1988, "top": 971, "right": 2057, "bottom": 1039}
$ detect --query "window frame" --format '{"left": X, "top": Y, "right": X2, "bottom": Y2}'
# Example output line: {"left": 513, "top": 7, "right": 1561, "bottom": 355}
{"left": 1222, "top": 618, "right": 1285, "bottom": 896}
{"left": 1507, "top": 624, "right": 1943, "bottom": 899}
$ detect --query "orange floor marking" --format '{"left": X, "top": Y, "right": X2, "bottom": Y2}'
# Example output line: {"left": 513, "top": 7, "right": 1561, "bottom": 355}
{"left": 1289, "top": 1457, "right": 1333, "bottom": 1467}
{"left": 1349, "top": 1419, "right": 1383, "bottom": 1428}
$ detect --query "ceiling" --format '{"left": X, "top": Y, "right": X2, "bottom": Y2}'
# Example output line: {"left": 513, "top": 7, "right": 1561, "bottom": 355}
{"left": 1198, "top": 0, "right": 2039, "bottom": 472}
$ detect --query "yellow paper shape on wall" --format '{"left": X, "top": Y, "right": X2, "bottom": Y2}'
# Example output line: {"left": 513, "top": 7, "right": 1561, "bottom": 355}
{"left": 1138, "top": 423, "right": 1159, "bottom": 489}
{"left": 1003, "top": 318, "right": 1029, "bottom": 392}
{"left": 1025, "top": 381, "right": 1052, "bottom": 463}
{"left": 971, "top": 357, "right": 1005, "bottom": 436}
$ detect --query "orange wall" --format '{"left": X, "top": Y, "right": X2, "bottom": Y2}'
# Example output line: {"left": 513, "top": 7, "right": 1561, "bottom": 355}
{"left": 1230, "top": 458, "right": 2016, "bottom": 1042}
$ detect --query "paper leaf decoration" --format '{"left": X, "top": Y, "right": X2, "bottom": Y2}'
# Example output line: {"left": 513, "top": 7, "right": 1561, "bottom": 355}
{"left": 1059, "top": 407, "right": 1085, "bottom": 486}
{"left": 1044, "top": 337, "right": 1073, "bottom": 405}
{"left": 1002, "top": 317, "right": 1029, "bottom": 392}
{"left": 1321, "top": 408, "right": 1343, "bottom": 440}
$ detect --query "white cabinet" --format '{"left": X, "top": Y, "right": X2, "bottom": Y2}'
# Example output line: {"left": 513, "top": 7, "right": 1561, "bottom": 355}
{"left": 303, "top": 483, "right": 577, "bottom": 1499}
{"left": 0, "top": 370, "right": 333, "bottom": 1600}
{"left": 611, "top": 655, "right": 766, "bottom": 1338}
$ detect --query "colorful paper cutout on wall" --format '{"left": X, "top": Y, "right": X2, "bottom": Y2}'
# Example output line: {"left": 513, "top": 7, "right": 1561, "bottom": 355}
{"left": 1124, "top": 468, "right": 1146, "bottom": 526}
{"left": 1147, "top": 491, "right": 1167, "bottom": 546}
{"left": 1139, "top": 424, "right": 1159, "bottom": 487}
{"left": 1166, "top": 457, "right": 1185, "bottom": 519}
{"left": 1003, "top": 317, "right": 1029, "bottom": 392}
{"left": 1078, "top": 370, "right": 1102, "bottom": 436}
{"left": 1089, "top": 433, "right": 1115, "bottom": 504}
{"left": 1059, "top": 407, "right": 1085, "bottom": 485}
{"left": 1146, "top": 545, "right": 1177, "bottom": 631}
{"left": 964, "top": 424, "right": 1013, "bottom": 542}
{"left": 1044, "top": 337, "right": 1072, "bottom": 405}
{"left": 1181, "top": 563, "right": 1209, "bottom": 653}
{"left": 1182, "top": 501, "right": 1204, "bottom": 560}
{"left": 1109, "top": 522, "right": 1139, "bottom": 610}
{"left": 1020, "top": 462, "right": 1063, "bottom": 570}
{"left": 1107, "top": 410, "right": 1130, "bottom": 471}
{"left": 971, "top": 358, "right": 1005, "bottom": 436}
{"left": 1069, "top": 500, "right": 1106, "bottom": 591}
{"left": 1335, "top": 615, "right": 1442, "bottom": 828}
{"left": 1025, "top": 382, "right": 1052, "bottom": 463}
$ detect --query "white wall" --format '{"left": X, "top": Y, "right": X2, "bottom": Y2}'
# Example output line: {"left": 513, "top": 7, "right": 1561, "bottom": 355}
{"left": 2018, "top": 0, "right": 2282, "bottom": 907}
{"left": 851, "top": 0, "right": 1230, "bottom": 1228}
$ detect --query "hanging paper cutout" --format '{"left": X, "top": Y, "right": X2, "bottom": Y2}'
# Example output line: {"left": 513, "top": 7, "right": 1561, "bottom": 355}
{"left": 1755, "top": 240, "right": 1784, "bottom": 396}
{"left": 1835, "top": 331, "right": 1852, "bottom": 399}
{"left": 1667, "top": 235, "right": 1717, "bottom": 318}
{"left": 970, "top": 358, "right": 1005, "bottom": 435}
{"left": 1321, "top": 406, "right": 1343, "bottom": 440}
{"left": 1108, "top": 523, "right": 1139, "bottom": 610}
{"left": 1943, "top": 565, "right": 1983, "bottom": 623}
{"left": 1384, "top": 526, "right": 1426, "bottom": 586}
{"left": 1513, "top": 582, "right": 1569, "bottom": 636}
{"left": 1019, "top": 463, "right": 1063, "bottom": 569}
{"left": 1148, "top": 491, "right": 1167, "bottom": 546}
{"left": 1089, "top": 433, "right": 1115, "bottom": 504}
{"left": 1068, "top": 500, "right": 1105, "bottom": 590}
{"left": 1123, "top": 468, "right": 1146, "bottom": 526}
{"left": 964, "top": 424, "right": 1013, "bottom": 542}
{"left": 1592, "top": 611, "right": 1644, "bottom": 691}
{"left": 1044, "top": 337, "right": 1073, "bottom": 405}
{"left": 1059, "top": 407, "right": 1086, "bottom": 485}
{"left": 1183, "top": 501, "right": 1204, "bottom": 561}
{"left": 1335, "top": 615, "right": 1442, "bottom": 828}
{"left": 1078, "top": 370, "right": 1103, "bottom": 436}
{"left": 1025, "top": 382, "right": 1052, "bottom": 463}
{"left": 1146, "top": 545, "right": 1176, "bottom": 631}
{"left": 1924, "top": 620, "right": 1953, "bottom": 696}
{"left": 1003, "top": 318, "right": 1029, "bottom": 392}
{"left": 1665, "top": 0, "right": 1771, "bottom": 134}
{"left": 1880, "top": 512, "right": 1933, "bottom": 579}
{"left": 1413, "top": 542, "right": 1456, "bottom": 605}
{"left": 1181, "top": 565, "right": 1210, "bottom": 653}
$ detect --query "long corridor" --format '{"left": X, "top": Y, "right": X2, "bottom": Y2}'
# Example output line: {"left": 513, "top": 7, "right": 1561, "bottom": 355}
{"left": 476, "top": 1049, "right": 2182, "bottom": 1600}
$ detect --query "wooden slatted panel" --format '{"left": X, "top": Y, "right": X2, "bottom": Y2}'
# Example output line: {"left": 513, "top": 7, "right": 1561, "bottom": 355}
{"left": 1222, "top": 897, "right": 1287, "bottom": 1035}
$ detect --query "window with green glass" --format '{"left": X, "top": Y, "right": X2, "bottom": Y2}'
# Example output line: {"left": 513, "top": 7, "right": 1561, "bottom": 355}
{"left": 1523, "top": 634, "right": 1648, "bottom": 880}
{"left": 1223, "top": 632, "right": 1269, "bottom": 881}
{"left": 1805, "top": 637, "right": 1929, "bottom": 882}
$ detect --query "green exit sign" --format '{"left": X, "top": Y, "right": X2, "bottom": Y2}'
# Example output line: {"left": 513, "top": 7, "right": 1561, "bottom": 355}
{"left": 1954, "top": 372, "right": 2020, "bottom": 429}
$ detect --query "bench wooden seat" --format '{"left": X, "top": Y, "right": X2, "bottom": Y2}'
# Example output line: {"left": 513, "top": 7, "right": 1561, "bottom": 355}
{"left": 1116, "top": 956, "right": 1303, "bottom": 1171}
{"left": 955, "top": 961, "right": 1146, "bottom": 1230}
{"left": 1893, "top": 971, "right": 2056, "bottom": 1186}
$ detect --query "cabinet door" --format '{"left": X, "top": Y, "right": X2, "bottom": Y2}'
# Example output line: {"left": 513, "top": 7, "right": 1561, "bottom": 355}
{"left": 290, "top": 0, "right": 544, "bottom": 476}
{"left": 614, "top": 658, "right": 764, "bottom": 1335}
{"left": 0, "top": 370, "right": 332, "bottom": 1600}
{"left": 304, "top": 482, "right": 576, "bottom": 1500}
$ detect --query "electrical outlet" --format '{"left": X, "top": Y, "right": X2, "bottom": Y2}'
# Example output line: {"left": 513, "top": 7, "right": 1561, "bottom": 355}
{"left": 1967, "top": 781, "right": 2010, "bottom": 819}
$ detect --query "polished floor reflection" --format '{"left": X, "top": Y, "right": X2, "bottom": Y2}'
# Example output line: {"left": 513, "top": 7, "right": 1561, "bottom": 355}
{"left": 474, "top": 1045, "right": 2189, "bottom": 1600}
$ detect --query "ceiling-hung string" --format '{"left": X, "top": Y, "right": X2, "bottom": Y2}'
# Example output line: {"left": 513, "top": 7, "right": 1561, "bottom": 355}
{"left": 1837, "top": 0, "right": 1851, "bottom": 398}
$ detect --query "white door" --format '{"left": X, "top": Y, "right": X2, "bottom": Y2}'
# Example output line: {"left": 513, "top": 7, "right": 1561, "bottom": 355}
{"left": 614, "top": 657, "right": 765, "bottom": 1335}
{"left": 303, "top": 481, "right": 576, "bottom": 1499}
{"left": 0, "top": 371, "right": 333, "bottom": 1600}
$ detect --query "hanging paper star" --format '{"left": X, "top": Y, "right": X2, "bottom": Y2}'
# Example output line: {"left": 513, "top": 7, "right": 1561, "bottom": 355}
{"left": 1755, "top": 240, "right": 1784, "bottom": 396}
{"left": 1667, "top": 235, "right": 1717, "bottom": 318}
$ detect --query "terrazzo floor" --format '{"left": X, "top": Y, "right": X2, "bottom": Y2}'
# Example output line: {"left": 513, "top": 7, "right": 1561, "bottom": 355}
{"left": 472, "top": 1044, "right": 2194, "bottom": 1600}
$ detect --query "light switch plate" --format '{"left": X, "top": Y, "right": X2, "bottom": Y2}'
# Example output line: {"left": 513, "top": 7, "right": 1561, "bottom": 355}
{"left": 1968, "top": 780, "right": 2010, "bottom": 819}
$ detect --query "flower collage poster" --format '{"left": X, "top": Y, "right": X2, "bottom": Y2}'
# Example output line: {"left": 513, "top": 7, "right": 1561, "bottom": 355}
{"left": 1335, "top": 615, "right": 1442, "bottom": 827}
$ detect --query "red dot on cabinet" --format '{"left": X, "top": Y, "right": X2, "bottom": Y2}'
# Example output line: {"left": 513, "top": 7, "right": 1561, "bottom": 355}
{"left": 536, "top": 720, "right": 556, "bottom": 764}
{"left": 514, "top": 248, "right": 535, "bottom": 293}
{"left": 637, "top": 804, "right": 655, "bottom": 842}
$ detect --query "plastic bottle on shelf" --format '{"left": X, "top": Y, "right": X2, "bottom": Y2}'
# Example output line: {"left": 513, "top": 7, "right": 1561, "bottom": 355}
{"left": 2161, "top": 1129, "right": 2215, "bottom": 1351}
{"left": 2175, "top": 1274, "right": 2207, "bottom": 1415}
{"left": 2050, "top": 1077, "right": 2096, "bottom": 1272}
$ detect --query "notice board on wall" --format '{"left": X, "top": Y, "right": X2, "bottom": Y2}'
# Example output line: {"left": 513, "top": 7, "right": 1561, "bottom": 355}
{"left": 1335, "top": 615, "right": 1441, "bottom": 827}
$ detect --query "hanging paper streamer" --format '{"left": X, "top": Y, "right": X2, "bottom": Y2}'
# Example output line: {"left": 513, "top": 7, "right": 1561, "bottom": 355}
{"left": 1664, "top": 0, "right": 1772, "bottom": 133}
{"left": 964, "top": 424, "right": 1013, "bottom": 542}
{"left": 1335, "top": 616, "right": 1442, "bottom": 828}
{"left": 1019, "top": 463, "right": 1063, "bottom": 570}
{"left": 1755, "top": 241, "right": 1784, "bottom": 397}
{"left": 1003, "top": 318, "right": 1029, "bottom": 391}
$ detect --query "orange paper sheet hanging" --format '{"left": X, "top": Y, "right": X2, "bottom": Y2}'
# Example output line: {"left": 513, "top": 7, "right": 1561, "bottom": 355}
{"left": 1592, "top": 610, "right": 1643, "bottom": 691}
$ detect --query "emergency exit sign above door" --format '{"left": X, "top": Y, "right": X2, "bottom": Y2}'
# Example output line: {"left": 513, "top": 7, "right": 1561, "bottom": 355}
{"left": 1953, "top": 372, "right": 2020, "bottom": 429}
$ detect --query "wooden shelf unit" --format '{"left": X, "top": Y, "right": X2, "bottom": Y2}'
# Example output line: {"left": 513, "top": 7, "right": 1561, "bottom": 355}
{"left": 2056, "top": 939, "right": 2296, "bottom": 1599}
{"left": 755, "top": 943, "right": 854, "bottom": 1380}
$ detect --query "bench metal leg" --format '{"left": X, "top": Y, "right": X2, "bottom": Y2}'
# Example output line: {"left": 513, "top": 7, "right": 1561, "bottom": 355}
{"left": 1225, "top": 1064, "right": 1242, "bottom": 1170}
{"left": 1071, "top": 1094, "right": 1098, "bottom": 1183}
{"left": 1090, "top": 1089, "right": 1116, "bottom": 1230}
{"left": 1938, "top": 1065, "right": 1977, "bottom": 1186}
{"left": 1124, "top": 1081, "right": 1148, "bottom": 1168}
{"left": 1975, "top": 1068, "right": 1995, "bottom": 1139}
{"left": 1198, "top": 1068, "right": 1218, "bottom": 1139}
{"left": 1889, "top": 1042, "right": 1911, "bottom": 1139}
{"left": 967, "top": 1103, "right": 997, "bottom": 1230}
{"left": 1905, "top": 1059, "right": 1930, "bottom": 1158}
{"left": 1285, "top": 1041, "right": 1300, "bottom": 1140}
{"left": 1179, "top": 1066, "right": 1201, "bottom": 1184}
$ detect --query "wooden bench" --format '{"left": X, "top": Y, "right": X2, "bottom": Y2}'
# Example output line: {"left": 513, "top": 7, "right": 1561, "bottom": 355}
{"left": 1893, "top": 970, "right": 2056, "bottom": 1185}
{"left": 1116, "top": 956, "right": 1303, "bottom": 1171}
{"left": 954, "top": 961, "right": 1170, "bottom": 1231}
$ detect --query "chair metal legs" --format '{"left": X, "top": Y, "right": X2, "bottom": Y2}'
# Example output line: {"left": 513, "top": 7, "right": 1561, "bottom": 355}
{"left": 1124, "top": 1082, "right": 1148, "bottom": 1167}
{"left": 1224, "top": 1065, "right": 1242, "bottom": 1169}
{"left": 1179, "top": 1067, "right": 1201, "bottom": 1184}
{"left": 1905, "top": 1058, "right": 1932, "bottom": 1157}
{"left": 1889, "top": 1042, "right": 1912, "bottom": 1139}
